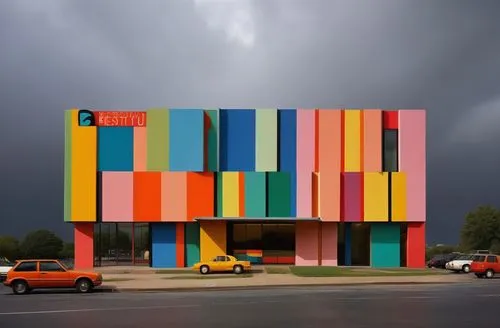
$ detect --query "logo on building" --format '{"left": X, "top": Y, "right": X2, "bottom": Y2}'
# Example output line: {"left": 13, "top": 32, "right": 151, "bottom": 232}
{"left": 78, "top": 110, "right": 95, "bottom": 126}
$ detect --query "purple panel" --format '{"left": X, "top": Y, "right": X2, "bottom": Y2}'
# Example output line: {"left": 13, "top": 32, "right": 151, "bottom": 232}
{"left": 343, "top": 173, "right": 362, "bottom": 222}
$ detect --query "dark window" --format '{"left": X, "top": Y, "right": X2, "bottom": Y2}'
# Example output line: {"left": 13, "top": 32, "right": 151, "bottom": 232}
{"left": 225, "top": 256, "right": 231, "bottom": 261}
{"left": 40, "top": 261, "right": 65, "bottom": 272}
{"left": 486, "top": 256, "right": 497, "bottom": 263}
{"left": 472, "top": 255, "right": 486, "bottom": 262}
{"left": 216, "top": 256, "right": 226, "bottom": 262}
{"left": 383, "top": 129, "right": 398, "bottom": 172}
{"left": 14, "top": 262, "right": 37, "bottom": 272}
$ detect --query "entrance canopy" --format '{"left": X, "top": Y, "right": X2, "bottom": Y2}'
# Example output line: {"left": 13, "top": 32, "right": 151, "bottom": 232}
{"left": 195, "top": 217, "right": 320, "bottom": 222}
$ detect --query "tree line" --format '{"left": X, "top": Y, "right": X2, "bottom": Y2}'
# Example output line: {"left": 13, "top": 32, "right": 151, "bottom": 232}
{"left": 0, "top": 229, "right": 74, "bottom": 261}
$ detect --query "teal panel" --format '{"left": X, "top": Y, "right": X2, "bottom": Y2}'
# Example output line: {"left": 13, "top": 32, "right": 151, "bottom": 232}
{"left": 206, "top": 109, "right": 218, "bottom": 172}
{"left": 244, "top": 172, "right": 266, "bottom": 217}
{"left": 371, "top": 223, "right": 401, "bottom": 268}
{"left": 267, "top": 172, "right": 291, "bottom": 217}
{"left": 216, "top": 173, "right": 223, "bottom": 217}
{"left": 185, "top": 223, "right": 200, "bottom": 267}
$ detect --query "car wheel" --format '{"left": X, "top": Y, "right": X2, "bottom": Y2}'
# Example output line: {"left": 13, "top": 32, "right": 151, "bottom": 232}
{"left": 233, "top": 265, "right": 243, "bottom": 274}
{"left": 200, "top": 265, "right": 210, "bottom": 275}
{"left": 485, "top": 269, "right": 495, "bottom": 279}
{"left": 76, "top": 278, "right": 93, "bottom": 293}
{"left": 12, "top": 280, "right": 29, "bottom": 295}
{"left": 462, "top": 265, "right": 471, "bottom": 273}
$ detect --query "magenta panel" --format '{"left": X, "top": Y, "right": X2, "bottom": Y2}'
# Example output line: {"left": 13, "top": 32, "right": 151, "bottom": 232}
{"left": 399, "top": 110, "right": 426, "bottom": 222}
{"left": 101, "top": 172, "right": 133, "bottom": 222}
{"left": 295, "top": 221, "right": 319, "bottom": 266}
{"left": 296, "top": 109, "right": 316, "bottom": 217}
{"left": 321, "top": 223, "right": 338, "bottom": 266}
{"left": 342, "top": 172, "right": 362, "bottom": 222}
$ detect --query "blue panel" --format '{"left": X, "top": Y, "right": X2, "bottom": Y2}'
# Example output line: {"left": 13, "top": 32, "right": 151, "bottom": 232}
{"left": 151, "top": 223, "right": 177, "bottom": 268}
{"left": 98, "top": 127, "right": 133, "bottom": 171}
{"left": 219, "top": 109, "right": 256, "bottom": 171}
{"left": 371, "top": 223, "right": 401, "bottom": 268}
{"left": 344, "top": 223, "right": 352, "bottom": 266}
{"left": 169, "top": 109, "right": 204, "bottom": 171}
{"left": 278, "top": 109, "right": 297, "bottom": 216}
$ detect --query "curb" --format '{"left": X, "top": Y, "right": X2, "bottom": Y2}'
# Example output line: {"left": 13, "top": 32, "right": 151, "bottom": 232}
{"left": 105, "top": 281, "right": 461, "bottom": 293}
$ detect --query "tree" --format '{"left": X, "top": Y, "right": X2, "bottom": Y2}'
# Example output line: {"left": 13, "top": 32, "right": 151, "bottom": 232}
{"left": 20, "top": 230, "right": 64, "bottom": 259}
{"left": 58, "top": 242, "right": 74, "bottom": 259}
{"left": 460, "top": 205, "right": 500, "bottom": 252}
{"left": 0, "top": 236, "right": 20, "bottom": 261}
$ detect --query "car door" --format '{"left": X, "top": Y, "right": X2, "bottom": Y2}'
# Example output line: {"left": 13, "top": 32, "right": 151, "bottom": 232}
{"left": 39, "top": 261, "right": 72, "bottom": 287}
{"left": 12, "top": 261, "right": 40, "bottom": 287}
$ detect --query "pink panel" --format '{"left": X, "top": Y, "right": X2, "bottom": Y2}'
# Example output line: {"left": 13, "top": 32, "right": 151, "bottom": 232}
{"left": 161, "top": 172, "right": 187, "bottom": 221}
{"left": 321, "top": 222, "right": 338, "bottom": 266}
{"left": 102, "top": 172, "right": 133, "bottom": 222}
{"left": 295, "top": 221, "right": 319, "bottom": 266}
{"left": 399, "top": 110, "right": 426, "bottom": 222}
{"left": 74, "top": 223, "right": 94, "bottom": 270}
{"left": 343, "top": 173, "right": 362, "bottom": 222}
{"left": 296, "top": 109, "right": 315, "bottom": 217}
{"left": 133, "top": 127, "right": 147, "bottom": 171}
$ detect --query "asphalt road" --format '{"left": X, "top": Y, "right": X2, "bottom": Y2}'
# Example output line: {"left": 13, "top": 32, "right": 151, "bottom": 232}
{"left": 1, "top": 280, "right": 500, "bottom": 328}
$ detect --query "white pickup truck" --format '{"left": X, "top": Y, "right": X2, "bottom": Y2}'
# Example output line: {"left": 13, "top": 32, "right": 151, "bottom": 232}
{"left": 0, "top": 258, "right": 14, "bottom": 281}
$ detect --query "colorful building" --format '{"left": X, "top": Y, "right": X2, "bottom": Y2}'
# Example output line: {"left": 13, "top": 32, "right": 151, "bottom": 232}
{"left": 64, "top": 108, "right": 426, "bottom": 269}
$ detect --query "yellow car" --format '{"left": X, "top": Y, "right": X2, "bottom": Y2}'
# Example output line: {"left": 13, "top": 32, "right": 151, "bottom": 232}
{"left": 193, "top": 255, "right": 251, "bottom": 275}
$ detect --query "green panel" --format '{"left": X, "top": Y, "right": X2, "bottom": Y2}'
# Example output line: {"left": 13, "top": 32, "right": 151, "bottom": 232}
{"left": 206, "top": 109, "right": 218, "bottom": 172}
{"left": 244, "top": 172, "right": 266, "bottom": 217}
{"left": 255, "top": 109, "right": 278, "bottom": 171}
{"left": 146, "top": 109, "right": 169, "bottom": 171}
{"left": 371, "top": 223, "right": 401, "bottom": 268}
{"left": 64, "top": 110, "right": 72, "bottom": 222}
{"left": 267, "top": 172, "right": 291, "bottom": 217}
{"left": 216, "top": 172, "right": 223, "bottom": 217}
{"left": 185, "top": 223, "right": 200, "bottom": 267}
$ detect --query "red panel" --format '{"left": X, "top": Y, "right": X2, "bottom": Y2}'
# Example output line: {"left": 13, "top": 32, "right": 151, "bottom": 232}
{"left": 74, "top": 223, "right": 94, "bottom": 270}
{"left": 263, "top": 257, "right": 277, "bottom": 264}
{"left": 133, "top": 172, "right": 162, "bottom": 221}
{"left": 176, "top": 223, "right": 185, "bottom": 267}
{"left": 383, "top": 111, "right": 398, "bottom": 129}
{"left": 238, "top": 172, "right": 245, "bottom": 216}
{"left": 406, "top": 223, "right": 426, "bottom": 268}
{"left": 186, "top": 172, "right": 214, "bottom": 221}
{"left": 277, "top": 256, "right": 295, "bottom": 264}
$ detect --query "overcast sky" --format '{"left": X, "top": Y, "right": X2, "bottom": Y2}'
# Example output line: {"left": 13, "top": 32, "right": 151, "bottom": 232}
{"left": 1, "top": 0, "right": 500, "bottom": 244}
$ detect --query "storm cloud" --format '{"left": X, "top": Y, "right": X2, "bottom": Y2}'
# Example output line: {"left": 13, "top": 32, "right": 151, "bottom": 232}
{"left": 1, "top": 0, "right": 500, "bottom": 243}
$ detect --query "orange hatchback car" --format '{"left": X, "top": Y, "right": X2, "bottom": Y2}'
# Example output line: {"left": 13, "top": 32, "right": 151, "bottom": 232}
{"left": 3, "top": 259, "right": 102, "bottom": 295}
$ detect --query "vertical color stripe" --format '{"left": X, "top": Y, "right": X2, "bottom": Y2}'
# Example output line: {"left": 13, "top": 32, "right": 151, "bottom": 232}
{"left": 200, "top": 220, "right": 226, "bottom": 261}
{"left": 363, "top": 109, "right": 382, "bottom": 172}
{"left": 279, "top": 109, "right": 297, "bottom": 216}
{"left": 133, "top": 127, "right": 147, "bottom": 171}
{"left": 161, "top": 172, "right": 187, "bottom": 221}
{"left": 267, "top": 172, "right": 291, "bottom": 217}
{"left": 222, "top": 172, "right": 240, "bottom": 217}
{"left": 238, "top": 172, "right": 245, "bottom": 216}
{"left": 186, "top": 172, "right": 215, "bottom": 220}
{"left": 342, "top": 173, "right": 362, "bottom": 222}
{"left": 64, "top": 110, "right": 73, "bottom": 222}
{"left": 151, "top": 223, "right": 176, "bottom": 268}
{"left": 216, "top": 172, "right": 223, "bottom": 217}
{"left": 146, "top": 109, "right": 169, "bottom": 171}
{"left": 134, "top": 172, "right": 162, "bottom": 221}
{"left": 169, "top": 109, "right": 204, "bottom": 171}
{"left": 176, "top": 223, "right": 185, "bottom": 267}
{"left": 206, "top": 109, "right": 219, "bottom": 172}
{"left": 101, "top": 172, "right": 133, "bottom": 222}
{"left": 296, "top": 109, "right": 315, "bottom": 217}
{"left": 295, "top": 221, "right": 319, "bottom": 265}
{"left": 255, "top": 109, "right": 278, "bottom": 171}
{"left": 74, "top": 223, "right": 94, "bottom": 269}
{"left": 363, "top": 172, "right": 389, "bottom": 221}
{"left": 185, "top": 222, "right": 200, "bottom": 267}
{"left": 391, "top": 172, "right": 407, "bottom": 221}
{"left": 319, "top": 171, "right": 341, "bottom": 221}
{"left": 383, "top": 111, "right": 399, "bottom": 129}
{"left": 344, "top": 223, "right": 352, "bottom": 266}
{"left": 406, "top": 222, "right": 426, "bottom": 268}
{"left": 371, "top": 223, "right": 401, "bottom": 268}
{"left": 311, "top": 172, "right": 319, "bottom": 217}
{"left": 244, "top": 172, "right": 266, "bottom": 217}
{"left": 219, "top": 109, "right": 256, "bottom": 171}
{"left": 98, "top": 127, "right": 134, "bottom": 171}
{"left": 317, "top": 109, "right": 342, "bottom": 172}
{"left": 399, "top": 110, "right": 426, "bottom": 222}
{"left": 321, "top": 223, "right": 338, "bottom": 266}
{"left": 71, "top": 111, "right": 97, "bottom": 222}
{"left": 343, "top": 109, "right": 361, "bottom": 172}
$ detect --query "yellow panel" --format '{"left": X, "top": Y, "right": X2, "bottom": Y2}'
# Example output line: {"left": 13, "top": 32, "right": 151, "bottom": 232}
{"left": 363, "top": 172, "right": 388, "bottom": 222}
{"left": 391, "top": 172, "right": 407, "bottom": 221}
{"left": 344, "top": 110, "right": 361, "bottom": 172}
{"left": 222, "top": 172, "right": 239, "bottom": 217}
{"left": 70, "top": 110, "right": 97, "bottom": 222}
{"left": 200, "top": 221, "right": 227, "bottom": 261}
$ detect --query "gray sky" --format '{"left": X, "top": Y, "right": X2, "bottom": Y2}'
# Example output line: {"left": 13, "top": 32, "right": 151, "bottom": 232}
{"left": 1, "top": 0, "right": 500, "bottom": 244}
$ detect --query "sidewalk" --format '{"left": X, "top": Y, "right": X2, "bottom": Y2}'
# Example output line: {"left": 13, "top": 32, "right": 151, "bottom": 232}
{"left": 97, "top": 269, "right": 471, "bottom": 292}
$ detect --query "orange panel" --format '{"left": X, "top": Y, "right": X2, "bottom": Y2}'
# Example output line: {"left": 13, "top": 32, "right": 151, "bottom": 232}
{"left": 186, "top": 172, "right": 215, "bottom": 220}
{"left": 176, "top": 223, "right": 185, "bottom": 267}
{"left": 318, "top": 110, "right": 342, "bottom": 173}
{"left": 161, "top": 172, "right": 187, "bottom": 222}
{"left": 74, "top": 223, "right": 94, "bottom": 270}
{"left": 133, "top": 172, "right": 162, "bottom": 221}
{"left": 312, "top": 172, "right": 319, "bottom": 217}
{"left": 238, "top": 172, "right": 245, "bottom": 216}
{"left": 363, "top": 110, "right": 382, "bottom": 172}
{"left": 133, "top": 127, "right": 147, "bottom": 171}
{"left": 319, "top": 170, "right": 340, "bottom": 221}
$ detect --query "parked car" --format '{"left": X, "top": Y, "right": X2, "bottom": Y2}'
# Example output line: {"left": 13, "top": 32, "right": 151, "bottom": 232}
{"left": 471, "top": 254, "right": 500, "bottom": 279}
{"left": 192, "top": 255, "right": 251, "bottom": 274}
{"left": 427, "top": 253, "right": 461, "bottom": 269}
{"left": 445, "top": 254, "right": 474, "bottom": 273}
{"left": 3, "top": 259, "right": 102, "bottom": 295}
{"left": 0, "top": 258, "right": 14, "bottom": 282}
